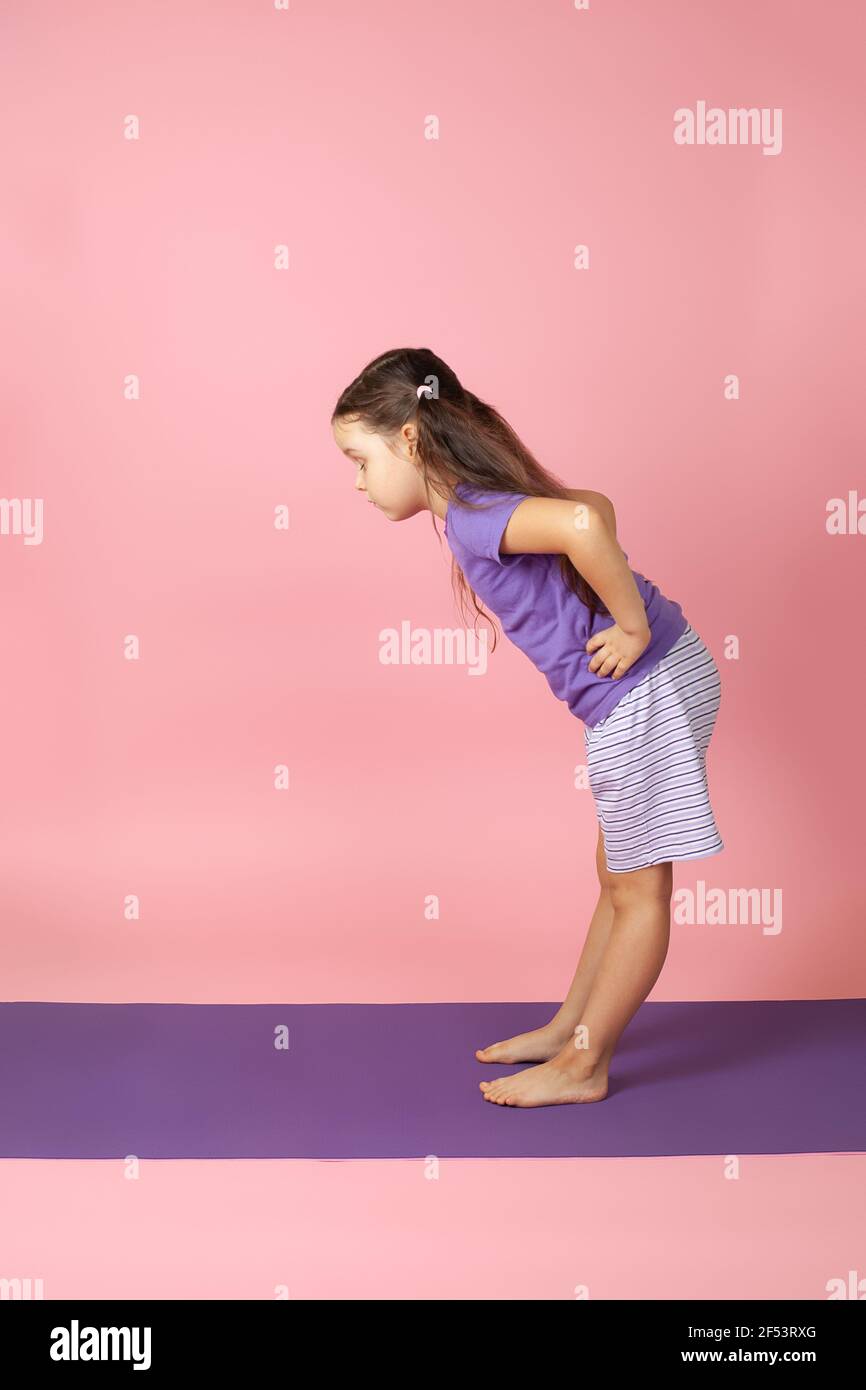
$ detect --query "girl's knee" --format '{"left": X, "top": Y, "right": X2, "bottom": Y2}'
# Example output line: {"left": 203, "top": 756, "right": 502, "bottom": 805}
{"left": 607, "top": 860, "right": 673, "bottom": 907}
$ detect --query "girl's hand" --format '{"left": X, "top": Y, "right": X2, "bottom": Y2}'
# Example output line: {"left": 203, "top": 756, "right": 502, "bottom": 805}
{"left": 585, "top": 623, "right": 651, "bottom": 679}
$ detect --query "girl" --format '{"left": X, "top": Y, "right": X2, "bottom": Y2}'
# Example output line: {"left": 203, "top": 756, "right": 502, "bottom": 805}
{"left": 332, "top": 347, "right": 724, "bottom": 1108}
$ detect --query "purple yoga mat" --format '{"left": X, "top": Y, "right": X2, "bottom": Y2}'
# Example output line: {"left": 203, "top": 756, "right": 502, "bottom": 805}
{"left": 1, "top": 1000, "right": 863, "bottom": 1158}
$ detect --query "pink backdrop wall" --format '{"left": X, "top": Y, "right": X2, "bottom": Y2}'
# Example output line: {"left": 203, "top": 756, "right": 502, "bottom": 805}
{"left": 2, "top": 0, "right": 864, "bottom": 1014}
{"left": 2, "top": 0, "right": 864, "bottom": 1309}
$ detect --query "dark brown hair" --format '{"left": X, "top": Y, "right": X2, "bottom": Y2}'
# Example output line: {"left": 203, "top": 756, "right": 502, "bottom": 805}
{"left": 331, "top": 347, "right": 609, "bottom": 650}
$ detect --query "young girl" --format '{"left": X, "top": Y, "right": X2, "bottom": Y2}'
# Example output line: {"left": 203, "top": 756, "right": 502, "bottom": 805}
{"left": 332, "top": 347, "right": 724, "bottom": 1109}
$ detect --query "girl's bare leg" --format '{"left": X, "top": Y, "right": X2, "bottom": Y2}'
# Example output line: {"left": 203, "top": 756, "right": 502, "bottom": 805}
{"left": 476, "top": 824, "right": 616, "bottom": 1064}
{"left": 566, "top": 860, "right": 672, "bottom": 1083}
{"left": 480, "top": 855, "right": 674, "bottom": 1105}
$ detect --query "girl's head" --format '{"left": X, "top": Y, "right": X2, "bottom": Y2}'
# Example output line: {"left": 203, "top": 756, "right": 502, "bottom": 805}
{"left": 331, "top": 347, "right": 607, "bottom": 640}
{"left": 331, "top": 347, "right": 463, "bottom": 523}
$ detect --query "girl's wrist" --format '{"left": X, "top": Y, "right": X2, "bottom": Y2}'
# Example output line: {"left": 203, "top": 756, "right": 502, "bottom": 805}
{"left": 619, "top": 619, "right": 650, "bottom": 639}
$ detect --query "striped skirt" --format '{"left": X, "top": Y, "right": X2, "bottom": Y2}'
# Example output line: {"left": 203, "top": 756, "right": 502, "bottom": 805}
{"left": 583, "top": 623, "right": 725, "bottom": 874}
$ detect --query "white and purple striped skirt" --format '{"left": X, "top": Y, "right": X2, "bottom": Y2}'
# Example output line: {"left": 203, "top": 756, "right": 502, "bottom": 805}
{"left": 583, "top": 623, "right": 725, "bottom": 874}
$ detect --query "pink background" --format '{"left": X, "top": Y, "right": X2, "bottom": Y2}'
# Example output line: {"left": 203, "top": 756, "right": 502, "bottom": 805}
{"left": 1, "top": 0, "right": 863, "bottom": 1299}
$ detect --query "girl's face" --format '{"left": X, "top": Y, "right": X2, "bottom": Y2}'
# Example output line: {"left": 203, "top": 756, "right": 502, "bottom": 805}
{"left": 332, "top": 416, "right": 430, "bottom": 520}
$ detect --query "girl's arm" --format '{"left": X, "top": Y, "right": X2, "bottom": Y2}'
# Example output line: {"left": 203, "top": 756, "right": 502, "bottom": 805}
{"left": 500, "top": 495, "right": 649, "bottom": 639}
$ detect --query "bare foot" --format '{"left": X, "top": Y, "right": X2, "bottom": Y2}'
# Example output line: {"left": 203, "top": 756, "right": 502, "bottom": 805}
{"left": 475, "top": 1020, "right": 578, "bottom": 1065}
{"left": 479, "top": 1039, "right": 609, "bottom": 1107}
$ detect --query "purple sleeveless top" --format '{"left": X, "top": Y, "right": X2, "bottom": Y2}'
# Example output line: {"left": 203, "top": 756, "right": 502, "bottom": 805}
{"left": 444, "top": 484, "right": 689, "bottom": 728}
